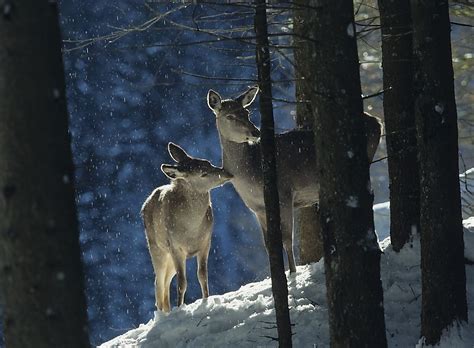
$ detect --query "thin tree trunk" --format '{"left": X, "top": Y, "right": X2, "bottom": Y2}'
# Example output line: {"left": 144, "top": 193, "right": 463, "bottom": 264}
{"left": 254, "top": 1, "right": 292, "bottom": 346}
{"left": 293, "top": 0, "right": 323, "bottom": 264}
{"left": 378, "top": 0, "right": 420, "bottom": 251}
{"left": 0, "top": 2, "right": 89, "bottom": 347}
{"left": 411, "top": 0, "right": 468, "bottom": 344}
{"left": 310, "top": 0, "right": 387, "bottom": 346}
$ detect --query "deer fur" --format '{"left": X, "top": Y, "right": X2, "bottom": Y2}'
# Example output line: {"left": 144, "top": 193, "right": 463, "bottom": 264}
{"left": 207, "top": 87, "right": 382, "bottom": 273}
{"left": 141, "top": 142, "right": 232, "bottom": 312}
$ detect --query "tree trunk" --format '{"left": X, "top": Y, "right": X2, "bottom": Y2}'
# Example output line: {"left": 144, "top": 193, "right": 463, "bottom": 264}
{"left": 378, "top": 0, "right": 420, "bottom": 251}
{"left": 293, "top": 0, "right": 324, "bottom": 264}
{"left": 411, "top": 0, "right": 468, "bottom": 344}
{"left": 310, "top": 1, "right": 387, "bottom": 346}
{"left": 254, "top": 1, "right": 292, "bottom": 346}
{"left": 0, "top": 2, "right": 89, "bottom": 347}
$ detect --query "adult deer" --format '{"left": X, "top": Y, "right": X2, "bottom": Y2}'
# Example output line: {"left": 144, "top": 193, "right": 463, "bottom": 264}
{"left": 141, "top": 142, "right": 232, "bottom": 312}
{"left": 207, "top": 87, "right": 382, "bottom": 273}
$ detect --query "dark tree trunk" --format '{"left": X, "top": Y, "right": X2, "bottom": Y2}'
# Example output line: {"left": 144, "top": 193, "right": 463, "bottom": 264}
{"left": 293, "top": 0, "right": 315, "bottom": 131}
{"left": 0, "top": 2, "right": 89, "bottom": 347}
{"left": 255, "top": 1, "right": 292, "bottom": 346}
{"left": 293, "top": 0, "right": 324, "bottom": 264}
{"left": 378, "top": 0, "right": 420, "bottom": 251}
{"left": 310, "top": 1, "right": 387, "bottom": 346}
{"left": 411, "top": 0, "right": 468, "bottom": 344}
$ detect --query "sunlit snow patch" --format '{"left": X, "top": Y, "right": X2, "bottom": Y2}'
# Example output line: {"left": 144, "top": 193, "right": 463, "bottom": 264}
{"left": 100, "top": 215, "right": 474, "bottom": 348}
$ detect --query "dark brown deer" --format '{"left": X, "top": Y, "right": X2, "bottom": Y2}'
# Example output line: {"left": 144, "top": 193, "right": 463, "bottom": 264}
{"left": 207, "top": 87, "right": 382, "bottom": 273}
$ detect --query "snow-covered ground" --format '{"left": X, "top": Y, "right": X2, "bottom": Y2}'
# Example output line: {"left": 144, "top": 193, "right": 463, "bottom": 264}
{"left": 101, "top": 170, "right": 474, "bottom": 347}
{"left": 101, "top": 220, "right": 474, "bottom": 347}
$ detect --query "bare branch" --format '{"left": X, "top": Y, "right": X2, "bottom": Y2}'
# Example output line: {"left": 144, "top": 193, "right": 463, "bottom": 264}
{"left": 451, "top": 21, "right": 474, "bottom": 28}
{"left": 171, "top": 68, "right": 257, "bottom": 82}
{"left": 362, "top": 87, "right": 391, "bottom": 100}
{"left": 63, "top": 5, "right": 186, "bottom": 51}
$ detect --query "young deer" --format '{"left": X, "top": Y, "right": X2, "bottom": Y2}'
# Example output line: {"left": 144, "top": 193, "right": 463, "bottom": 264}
{"left": 207, "top": 87, "right": 382, "bottom": 273}
{"left": 141, "top": 142, "right": 232, "bottom": 312}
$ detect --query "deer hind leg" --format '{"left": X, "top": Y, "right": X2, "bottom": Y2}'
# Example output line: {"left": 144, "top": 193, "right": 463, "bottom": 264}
{"left": 143, "top": 215, "right": 168, "bottom": 311}
{"left": 170, "top": 249, "right": 187, "bottom": 307}
{"left": 148, "top": 246, "right": 167, "bottom": 311}
{"left": 163, "top": 256, "right": 176, "bottom": 313}
{"left": 197, "top": 242, "right": 211, "bottom": 299}
{"left": 280, "top": 200, "right": 297, "bottom": 274}
{"left": 154, "top": 276, "right": 164, "bottom": 311}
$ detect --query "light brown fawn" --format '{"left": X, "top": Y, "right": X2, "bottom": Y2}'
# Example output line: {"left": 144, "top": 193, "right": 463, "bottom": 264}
{"left": 141, "top": 142, "right": 232, "bottom": 312}
{"left": 207, "top": 87, "right": 382, "bottom": 273}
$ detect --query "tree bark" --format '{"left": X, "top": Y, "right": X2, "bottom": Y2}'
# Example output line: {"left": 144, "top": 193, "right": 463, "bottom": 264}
{"left": 0, "top": 1, "right": 89, "bottom": 347}
{"left": 310, "top": 1, "right": 387, "bottom": 346}
{"left": 411, "top": 0, "right": 468, "bottom": 344}
{"left": 293, "top": 0, "right": 324, "bottom": 264}
{"left": 255, "top": 1, "right": 292, "bottom": 346}
{"left": 378, "top": 0, "right": 420, "bottom": 251}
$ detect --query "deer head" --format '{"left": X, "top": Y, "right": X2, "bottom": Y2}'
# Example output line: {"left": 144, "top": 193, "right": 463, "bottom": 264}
{"left": 207, "top": 87, "right": 261, "bottom": 143}
{"left": 161, "top": 142, "right": 232, "bottom": 191}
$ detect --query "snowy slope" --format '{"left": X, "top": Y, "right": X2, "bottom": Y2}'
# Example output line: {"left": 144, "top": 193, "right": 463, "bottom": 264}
{"left": 100, "top": 216, "right": 474, "bottom": 347}
{"left": 373, "top": 168, "right": 474, "bottom": 243}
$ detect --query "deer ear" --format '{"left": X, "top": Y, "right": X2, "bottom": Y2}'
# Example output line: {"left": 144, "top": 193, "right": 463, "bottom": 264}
{"left": 161, "top": 164, "right": 183, "bottom": 179}
{"left": 236, "top": 86, "right": 259, "bottom": 108}
{"left": 168, "top": 142, "right": 190, "bottom": 163}
{"left": 207, "top": 89, "right": 222, "bottom": 112}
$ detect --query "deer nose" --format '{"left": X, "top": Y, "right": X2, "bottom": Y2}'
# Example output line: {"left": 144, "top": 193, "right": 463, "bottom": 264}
{"left": 247, "top": 127, "right": 260, "bottom": 142}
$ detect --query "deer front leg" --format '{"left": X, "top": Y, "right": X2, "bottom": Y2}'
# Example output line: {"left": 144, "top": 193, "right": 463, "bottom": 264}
{"left": 197, "top": 243, "right": 211, "bottom": 299}
{"left": 256, "top": 211, "right": 268, "bottom": 246}
{"left": 257, "top": 203, "right": 296, "bottom": 273}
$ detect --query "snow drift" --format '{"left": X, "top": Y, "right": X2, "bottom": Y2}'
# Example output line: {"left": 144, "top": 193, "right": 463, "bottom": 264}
{"left": 100, "top": 217, "right": 474, "bottom": 348}
{"left": 101, "top": 170, "right": 474, "bottom": 347}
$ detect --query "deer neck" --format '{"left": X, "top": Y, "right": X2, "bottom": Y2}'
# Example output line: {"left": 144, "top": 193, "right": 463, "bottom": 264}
{"left": 172, "top": 180, "right": 210, "bottom": 214}
{"left": 220, "top": 137, "right": 260, "bottom": 177}
{"left": 219, "top": 135, "right": 264, "bottom": 214}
